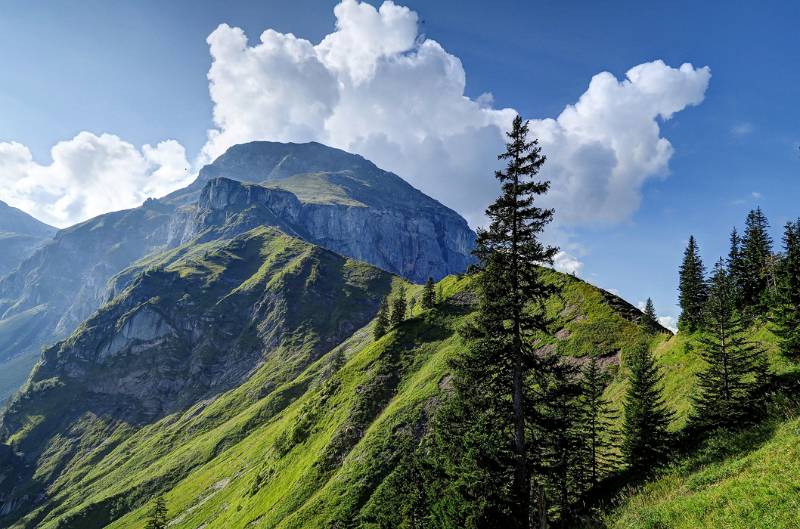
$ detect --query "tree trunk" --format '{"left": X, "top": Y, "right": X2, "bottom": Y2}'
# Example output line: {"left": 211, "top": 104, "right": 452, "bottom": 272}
{"left": 511, "top": 157, "right": 530, "bottom": 529}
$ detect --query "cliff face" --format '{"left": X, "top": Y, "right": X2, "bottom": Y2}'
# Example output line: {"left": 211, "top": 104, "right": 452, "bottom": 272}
{"left": 193, "top": 175, "right": 475, "bottom": 282}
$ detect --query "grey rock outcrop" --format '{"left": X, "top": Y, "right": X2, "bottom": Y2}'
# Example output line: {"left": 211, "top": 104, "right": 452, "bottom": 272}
{"left": 193, "top": 176, "right": 474, "bottom": 282}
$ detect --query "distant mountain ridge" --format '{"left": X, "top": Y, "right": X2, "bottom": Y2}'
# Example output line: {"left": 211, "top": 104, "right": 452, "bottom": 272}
{"left": 0, "top": 141, "right": 476, "bottom": 400}
{"left": 0, "top": 200, "right": 55, "bottom": 278}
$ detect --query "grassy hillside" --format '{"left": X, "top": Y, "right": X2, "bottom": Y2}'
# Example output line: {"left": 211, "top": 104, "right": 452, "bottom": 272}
{"left": 609, "top": 412, "right": 800, "bottom": 529}
{"left": 603, "top": 320, "right": 800, "bottom": 528}
{"left": 0, "top": 258, "right": 657, "bottom": 529}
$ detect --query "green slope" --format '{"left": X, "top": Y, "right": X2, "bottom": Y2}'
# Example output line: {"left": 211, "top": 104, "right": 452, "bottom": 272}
{"left": 604, "top": 321, "right": 800, "bottom": 528}
{"left": 0, "top": 255, "right": 657, "bottom": 529}
{"left": 609, "top": 415, "right": 800, "bottom": 529}
{"left": 0, "top": 226, "right": 394, "bottom": 528}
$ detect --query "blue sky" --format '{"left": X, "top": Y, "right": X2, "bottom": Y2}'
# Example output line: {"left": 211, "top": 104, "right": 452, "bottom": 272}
{"left": 0, "top": 0, "right": 798, "bottom": 327}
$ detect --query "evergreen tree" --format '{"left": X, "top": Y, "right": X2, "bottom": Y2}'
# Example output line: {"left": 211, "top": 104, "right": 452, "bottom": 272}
{"left": 374, "top": 297, "right": 390, "bottom": 340}
{"left": 740, "top": 207, "right": 773, "bottom": 311}
{"left": 422, "top": 277, "right": 436, "bottom": 309}
{"left": 678, "top": 236, "right": 707, "bottom": 332}
{"left": 579, "top": 356, "right": 619, "bottom": 484}
{"left": 692, "top": 260, "right": 769, "bottom": 428}
{"left": 727, "top": 227, "right": 745, "bottom": 307}
{"left": 642, "top": 298, "right": 659, "bottom": 332}
{"left": 145, "top": 496, "right": 168, "bottom": 529}
{"left": 772, "top": 220, "right": 800, "bottom": 359}
{"left": 390, "top": 284, "right": 407, "bottom": 327}
{"left": 410, "top": 296, "right": 417, "bottom": 317}
{"left": 448, "top": 115, "right": 558, "bottom": 528}
{"left": 621, "top": 341, "right": 673, "bottom": 472}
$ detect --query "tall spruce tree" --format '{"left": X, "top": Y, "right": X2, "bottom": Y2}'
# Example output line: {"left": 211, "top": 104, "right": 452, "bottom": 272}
{"left": 579, "top": 356, "right": 619, "bottom": 484}
{"left": 642, "top": 298, "right": 659, "bottom": 332}
{"left": 692, "top": 260, "right": 768, "bottom": 428}
{"left": 773, "top": 220, "right": 800, "bottom": 359}
{"left": 145, "top": 496, "right": 168, "bottom": 529}
{"left": 374, "top": 297, "right": 390, "bottom": 340}
{"left": 678, "top": 236, "right": 708, "bottom": 332}
{"left": 390, "top": 284, "right": 407, "bottom": 327}
{"left": 621, "top": 341, "right": 673, "bottom": 472}
{"left": 422, "top": 277, "right": 436, "bottom": 309}
{"left": 452, "top": 115, "right": 558, "bottom": 528}
{"left": 740, "top": 207, "right": 773, "bottom": 312}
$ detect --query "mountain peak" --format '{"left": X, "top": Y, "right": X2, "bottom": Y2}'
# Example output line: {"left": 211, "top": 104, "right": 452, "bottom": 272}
{"left": 0, "top": 200, "right": 55, "bottom": 238}
{"left": 198, "top": 141, "right": 376, "bottom": 185}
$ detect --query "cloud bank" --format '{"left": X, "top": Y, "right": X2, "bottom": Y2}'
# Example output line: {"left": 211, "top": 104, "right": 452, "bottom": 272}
{"left": 0, "top": 0, "right": 709, "bottom": 233}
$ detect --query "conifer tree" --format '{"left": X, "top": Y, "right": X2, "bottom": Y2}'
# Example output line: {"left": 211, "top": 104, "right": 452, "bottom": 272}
{"left": 145, "top": 496, "right": 168, "bottom": 529}
{"left": 678, "top": 236, "right": 707, "bottom": 332}
{"left": 579, "top": 356, "right": 619, "bottom": 484}
{"left": 740, "top": 207, "right": 773, "bottom": 311}
{"left": 451, "top": 115, "right": 558, "bottom": 528}
{"left": 621, "top": 341, "right": 673, "bottom": 472}
{"left": 642, "top": 298, "right": 659, "bottom": 332}
{"left": 772, "top": 220, "right": 800, "bottom": 359}
{"left": 422, "top": 277, "right": 436, "bottom": 309}
{"left": 692, "top": 260, "right": 769, "bottom": 428}
{"left": 374, "top": 297, "right": 390, "bottom": 340}
{"left": 390, "top": 284, "right": 407, "bottom": 327}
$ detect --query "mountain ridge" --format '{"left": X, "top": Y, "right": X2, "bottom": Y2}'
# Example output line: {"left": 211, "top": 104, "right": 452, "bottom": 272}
{"left": 0, "top": 141, "right": 476, "bottom": 400}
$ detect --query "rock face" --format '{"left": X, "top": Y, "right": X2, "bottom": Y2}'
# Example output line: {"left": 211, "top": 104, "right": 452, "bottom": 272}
{"left": 192, "top": 176, "right": 475, "bottom": 282}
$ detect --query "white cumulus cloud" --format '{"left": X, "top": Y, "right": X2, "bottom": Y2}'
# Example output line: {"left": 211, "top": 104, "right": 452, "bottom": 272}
{"left": 533, "top": 60, "right": 710, "bottom": 224}
{"left": 200, "top": 0, "right": 710, "bottom": 227}
{"left": 0, "top": 133, "right": 191, "bottom": 228}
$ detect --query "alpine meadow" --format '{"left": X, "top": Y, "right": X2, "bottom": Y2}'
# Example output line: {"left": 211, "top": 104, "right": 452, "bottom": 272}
{"left": 0, "top": 1, "right": 799, "bottom": 528}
